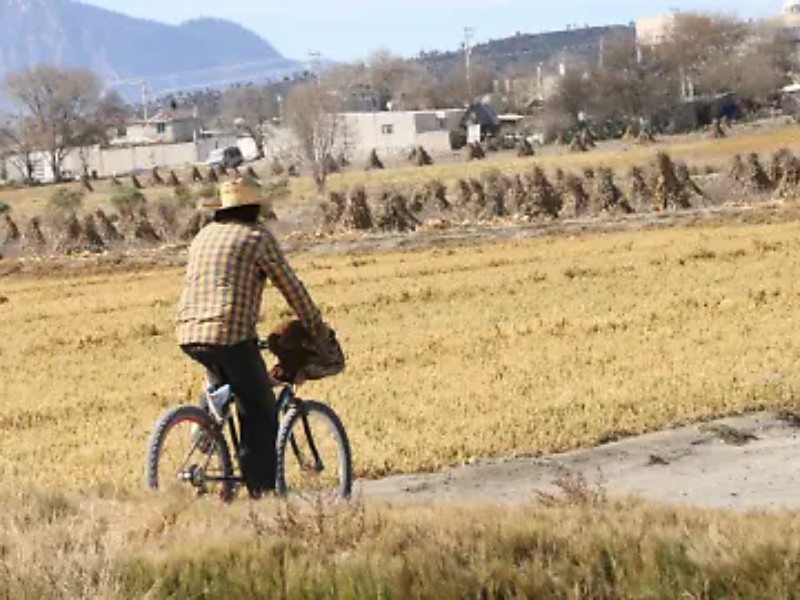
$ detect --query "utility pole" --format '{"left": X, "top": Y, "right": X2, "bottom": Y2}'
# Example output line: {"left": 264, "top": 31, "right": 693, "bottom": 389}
{"left": 141, "top": 79, "right": 149, "bottom": 120}
{"left": 464, "top": 27, "right": 475, "bottom": 103}
{"left": 598, "top": 36, "right": 605, "bottom": 69}
{"left": 308, "top": 51, "right": 322, "bottom": 86}
{"left": 192, "top": 104, "right": 199, "bottom": 145}
{"left": 537, "top": 63, "right": 544, "bottom": 101}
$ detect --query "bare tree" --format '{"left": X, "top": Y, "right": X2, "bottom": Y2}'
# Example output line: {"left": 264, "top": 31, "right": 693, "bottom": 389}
{"left": 367, "top": 51, "right": 415, "bottom": 102}
{"left": 285, "top": 82, "right": 344, "bottom": 194}
{"left": 550, "top": 67, "right": 594, "bottom": 123}
{"left": 547, "top": 14, "right": 789, "bottom": 129}
{"left": 391, "top": 64, "right": 441, "bottom": 110}
{"left": 592, "top": 35, "right": 678, "bottom": 121}
{"left": 435, "top": 59, "right": 495, "bottom": 107}
{"left": 322, "top": 53, "right": 441, "bottom": 111}
{"left": 654, "top": 14, "right": 791, "bottom": 101}
{"left": 3, "top": 66, "right": 126, "bottom": 181}
{"left": 658, "top": 13, "right": 748, "bottom": 98}
{"left": 221, "top": 85, "right": 278, "bottom": 158}
{"left": 0, "top": 116, "right": 37, "bottom": 183}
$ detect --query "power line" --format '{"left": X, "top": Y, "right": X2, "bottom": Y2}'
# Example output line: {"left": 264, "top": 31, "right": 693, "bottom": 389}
{"left": 106, "top": 56, "right": 295, "bottom": 87}
{"left": 152, "top": 66, "right": 301, "bottom": 97}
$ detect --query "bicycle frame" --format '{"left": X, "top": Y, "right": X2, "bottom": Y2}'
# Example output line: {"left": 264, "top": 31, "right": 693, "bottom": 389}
{"left": 203, "top": 383, "right": 325, "bottom": 487}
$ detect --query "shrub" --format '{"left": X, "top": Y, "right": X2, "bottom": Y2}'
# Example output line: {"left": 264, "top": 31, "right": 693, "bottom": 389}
{"left": 110, "top": 186, "right": 146, "bottom": 215}
{"left": 0, "top": 201, "right": 9, "bottom": 215}
{"left": 197, "top": 183, "right": 218, "bottom": 200}
{"left": 173, "top": 184, "right": 194, "bottom": 207}
{"left": 47, "top": 187, "right": 85, "bottom": 215}
{"left": 262, "top": 178, "right": 291, "bottom": 203}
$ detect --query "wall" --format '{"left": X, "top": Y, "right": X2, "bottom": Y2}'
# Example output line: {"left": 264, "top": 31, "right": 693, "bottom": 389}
{"left": 340, "top": 109, "right": 464, "bottom": 162}
{"left": 124, "top": 119, "right": 197, "bottom": 145}
{"left": 342, "top": 112, "right": 417, "bottom": 161}
{"left": 2, "top": 135, "right": 245, "bottom": 183}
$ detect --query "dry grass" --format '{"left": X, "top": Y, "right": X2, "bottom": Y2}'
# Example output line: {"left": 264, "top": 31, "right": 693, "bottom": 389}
{"left": 3, "top": 214, "right": 800, "bottom": 491}
{"left": 2, "top": 486, "right": 800, "bottom": 599}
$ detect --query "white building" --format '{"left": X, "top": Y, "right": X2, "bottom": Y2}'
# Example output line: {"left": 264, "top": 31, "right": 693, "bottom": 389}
{"left": 635, "top": 13, "right": 677, "bottom": 46}
{"left": 117, "top": 109, "right": 200, "bottom": 146}
{"left": 339, "top": 109, "right": 465, "bottom": 162}
{"left": 785, "top": 0, "right": 800, "bottom": 28}
{"left": 783, "top": 0, "right": 800, "bottom": 48}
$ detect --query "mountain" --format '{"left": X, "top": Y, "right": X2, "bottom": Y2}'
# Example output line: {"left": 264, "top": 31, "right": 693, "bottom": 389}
{"left": 0, "top": 0, "right": 299, "bottom": 98}
{"left": 417, "top": 25, "right": 635, "bottom": 77}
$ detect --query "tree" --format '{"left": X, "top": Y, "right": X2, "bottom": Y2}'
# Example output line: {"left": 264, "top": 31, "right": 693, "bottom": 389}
{"left": 550, "top": 67, "right": 594, "bottom": 123}
{"left": 547, "top": 14, "right": 790, "bottom": 129}
{"left": 592, "top": 35, "right": 678, "bottom": 121}
{"left": 659, "top": 13, "right": 748, "bottom": 98}
{"left": 0, "top": 116, "right": 37, "bottom": 183}
{"left": 285, "top": 82, "right": 344, "bottom": 194}
{"left": 367, "top": 51, "right": 415, "bottom": 102}
{"left": 3, "top": 66, "right": 126, "bottom": 182}
{"left": 221, "top": 85, "right": 278, "bottom": 158}
{"left": 435, "top": 59, "right": 495, "bottom": 107}
{"left": 655, "top": 14, "right": 791, "bottom": 101}
{"left": 322, "top": 53, "right": 442, "bottom": 111}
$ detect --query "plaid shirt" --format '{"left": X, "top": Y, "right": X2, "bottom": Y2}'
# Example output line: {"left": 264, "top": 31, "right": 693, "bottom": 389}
{"left": 177, "top": 221, "right": 322, "bottom": 346}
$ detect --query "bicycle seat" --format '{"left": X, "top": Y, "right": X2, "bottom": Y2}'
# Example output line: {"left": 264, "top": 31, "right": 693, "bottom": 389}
{"left": 204, "top": 366, "right": 226, "bottom": 389}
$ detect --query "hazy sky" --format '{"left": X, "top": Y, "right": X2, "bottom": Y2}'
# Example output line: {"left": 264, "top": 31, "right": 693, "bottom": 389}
{"left": 83, "top": 0, "right": 779, "bottom": 61}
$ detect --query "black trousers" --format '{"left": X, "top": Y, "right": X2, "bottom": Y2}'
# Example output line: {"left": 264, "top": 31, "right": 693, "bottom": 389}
{"left": 181, "top": 340, "right": 277, "bottom": 494}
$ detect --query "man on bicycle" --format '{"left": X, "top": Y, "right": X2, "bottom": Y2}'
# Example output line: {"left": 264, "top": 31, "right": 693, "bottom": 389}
{"left": 177, "top": 176, "right": 328, "bottom": 498}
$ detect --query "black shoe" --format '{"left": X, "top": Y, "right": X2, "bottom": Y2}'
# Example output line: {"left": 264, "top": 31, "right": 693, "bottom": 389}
{"left": 247, "top": 485, "right": 276, "bottom": 500}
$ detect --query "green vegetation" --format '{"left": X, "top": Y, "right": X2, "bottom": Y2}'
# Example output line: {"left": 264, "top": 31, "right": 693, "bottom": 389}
{"left": 2, "top": 486, "right": 800, "bottom": 599}
{"left": 46, "top": 187, "right": 84, "bottom": 214}
{"left": 109, "top": 186, "right": 146, "bottom": 213}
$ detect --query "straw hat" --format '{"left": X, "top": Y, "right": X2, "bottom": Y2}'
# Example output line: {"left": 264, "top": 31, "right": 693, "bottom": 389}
{"left": 198, "top": 176, "right": 267, "bottom": 211}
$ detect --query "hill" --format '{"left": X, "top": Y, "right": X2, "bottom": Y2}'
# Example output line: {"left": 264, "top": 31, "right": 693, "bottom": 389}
{"left": 417, "top": 25, "right": 635, "bottom": 76}
{"left": 0, "top": 0, "right": 298, "bottom": 98}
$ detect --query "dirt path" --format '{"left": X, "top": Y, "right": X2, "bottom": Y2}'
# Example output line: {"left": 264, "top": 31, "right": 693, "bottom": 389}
{"left": 361, "top": 413, "right": 800, "bottom": 510}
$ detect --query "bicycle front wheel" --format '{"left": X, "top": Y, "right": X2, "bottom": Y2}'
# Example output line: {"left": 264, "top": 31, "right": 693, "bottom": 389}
{"left": 144, "top": 405, "right": 235, "bottom": 502}
{"left": 276, "top": 400, "right": 352, "bottom": 501}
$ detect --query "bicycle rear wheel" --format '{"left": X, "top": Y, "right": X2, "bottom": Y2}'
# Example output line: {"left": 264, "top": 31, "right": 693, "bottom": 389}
{"left": 276, "top": 400, "right": 352, "bottom": 501}
{"left": 145, "top": 405, "right": 235, "bottom": 502}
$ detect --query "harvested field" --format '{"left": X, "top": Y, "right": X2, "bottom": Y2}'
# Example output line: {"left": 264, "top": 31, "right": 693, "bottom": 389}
{"left": 3, "top": 214, "right": 800, "bottom": 492}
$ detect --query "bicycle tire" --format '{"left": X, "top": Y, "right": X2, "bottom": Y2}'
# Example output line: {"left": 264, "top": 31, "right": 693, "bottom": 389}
{"left": 144, "top": 405, "right": 235, "bottom": 502}
{"left": 276, "top": 400, "right": 352, "bottom": 500}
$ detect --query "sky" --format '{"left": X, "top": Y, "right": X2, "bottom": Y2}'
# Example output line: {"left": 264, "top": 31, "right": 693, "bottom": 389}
{"left": 83, "top": 0, "right": 780, "bottom": 62}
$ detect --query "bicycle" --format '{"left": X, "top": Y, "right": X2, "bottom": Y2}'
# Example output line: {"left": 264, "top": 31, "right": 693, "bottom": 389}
{"left": 144, "top": 338, "right": 352, "bottom": 502}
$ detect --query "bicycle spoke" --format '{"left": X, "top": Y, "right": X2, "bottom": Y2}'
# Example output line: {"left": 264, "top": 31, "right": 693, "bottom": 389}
{"left": 158, "top": 419, "right": 228, "bottom": 496}
{"left": 175, "top": 434, "right": 205, "bottom": 477}
{"left": 282, "top": 407, "right": 346, "bottom": 499}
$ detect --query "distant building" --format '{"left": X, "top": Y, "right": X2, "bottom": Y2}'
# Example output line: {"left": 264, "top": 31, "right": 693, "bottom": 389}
{"left": 340, "top": 109, "right": 465, "bottom": 161}
{"left": 785, "top": 0, "right": 800, "bottom": 29}
{"left": 635, "top": 13, "right": 677, "bottom": 46}
{"left": 116, "top": 109, "right": 200, "bottom": 145}
{"left": 783, "top": 0, "right": 800, "bottom": 49}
